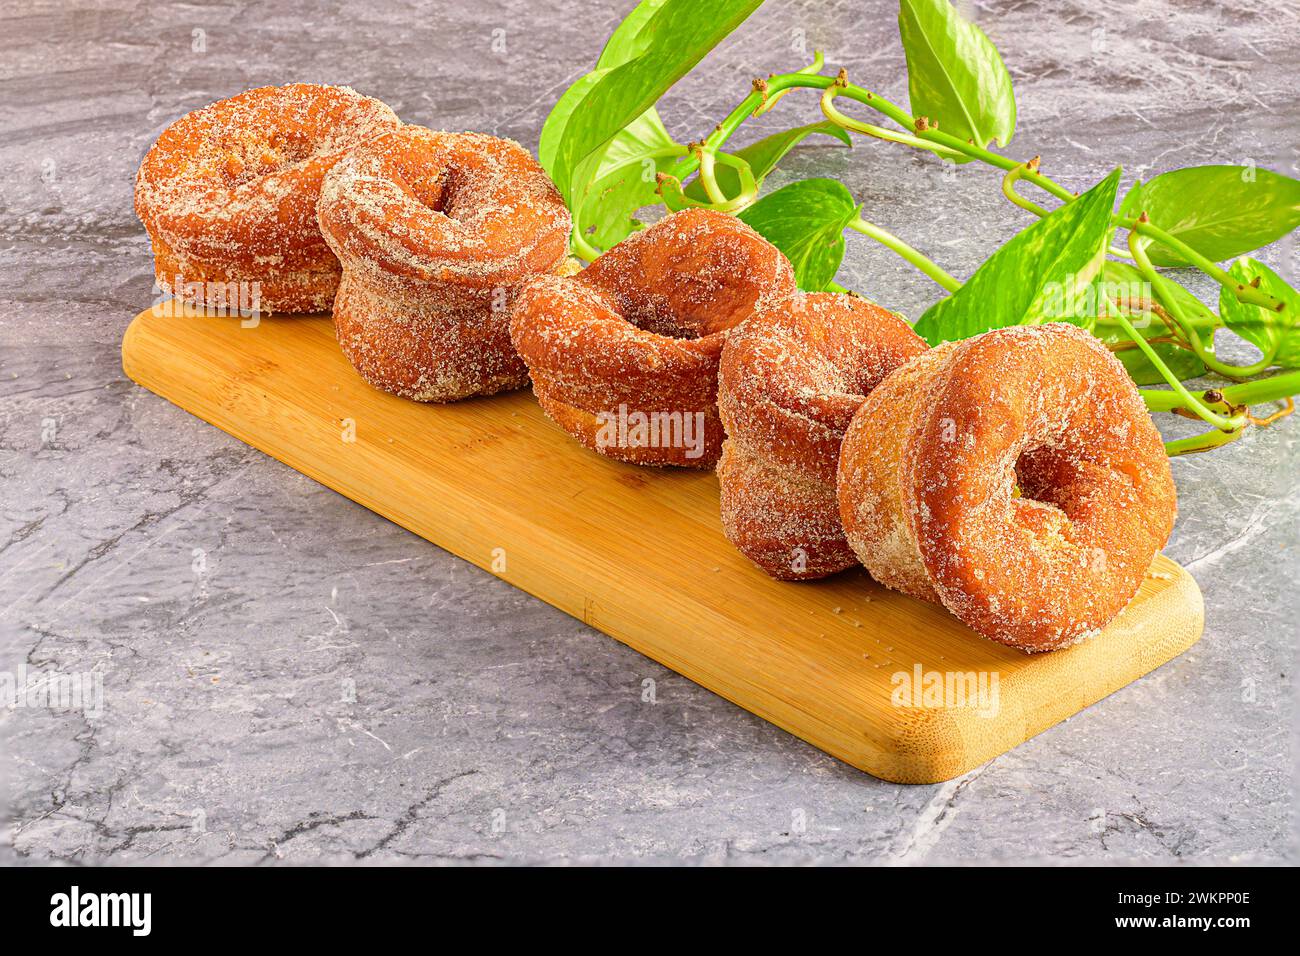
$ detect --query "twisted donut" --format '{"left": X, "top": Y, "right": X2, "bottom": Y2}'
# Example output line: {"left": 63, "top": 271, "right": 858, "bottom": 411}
{"left": 317, "top": 126, "right": 571, "bottom": 402}
{"left": 837, "top": 323, "right": 1177, "bottom": 652}
{"left": 135, "top": 84, "right": 401, "bottom": 313}
{"left": 718, "top": 293, "right": 927, "bottom": 580}
{"left": 509, "top": 209, "right": 797, "bottom": 467}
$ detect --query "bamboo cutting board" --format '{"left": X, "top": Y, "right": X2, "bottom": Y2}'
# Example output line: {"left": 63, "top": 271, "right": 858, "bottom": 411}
{"left": 121, "top": 307, "right": 1204, "bottom": 784}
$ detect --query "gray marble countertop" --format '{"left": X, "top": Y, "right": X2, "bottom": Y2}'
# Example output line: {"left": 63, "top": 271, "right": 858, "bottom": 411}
{"left": 1, "top": 0, "right": 1296, "bottom": 865}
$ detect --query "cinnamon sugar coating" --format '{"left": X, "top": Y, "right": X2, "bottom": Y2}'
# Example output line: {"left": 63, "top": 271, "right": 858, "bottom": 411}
{"left": 317, "top": 126, "right": 571, "bottom": 402}
{"left": 135, "top": 84, "right": 401, "bottom": 313}
{"left": 838, "top": 323, "right": 1177, "bottom": 652}
{"left": 718, "top": 293, "right": 927, "bottom": 580}
{"left": 509, "top": 209, "right": 797, "bottom": 468}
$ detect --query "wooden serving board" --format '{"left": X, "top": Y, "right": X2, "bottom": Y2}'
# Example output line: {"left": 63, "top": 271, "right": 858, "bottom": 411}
{"left": 121, "top": 307, "right": 1204, "bottom": 784}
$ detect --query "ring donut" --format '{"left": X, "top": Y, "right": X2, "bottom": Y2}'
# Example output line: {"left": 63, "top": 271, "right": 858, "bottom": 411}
{"left": 509, "top": 209, "right": 797, "bottom": 467}
{"left": 317, "top": 126, "right": 572, "bottom": 402}
{"left": 135, "top": 84, "right": 401, "bottom": 314}
{"left": 837, "top": 323, "right": 1177, "bottom": 652}
{"left": 718, "top": 293, "right": 927, "bottom": 579}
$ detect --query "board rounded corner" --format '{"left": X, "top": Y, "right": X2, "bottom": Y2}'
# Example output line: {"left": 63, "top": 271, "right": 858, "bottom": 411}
{"left": 866, "top": 704, "right": 990, "bottom": 785}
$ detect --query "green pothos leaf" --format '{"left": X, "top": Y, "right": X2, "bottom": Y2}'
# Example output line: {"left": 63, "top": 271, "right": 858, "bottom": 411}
{"left": 737, "top": 178, "right": 860, "bottom": 292}
{"left": 898, "top": 0, "right": 1016, "bottom": 162}
{"left": 1118, "top": 165, "right": 1300, "bottom": 267}
{"left": 1118, "top": 178, "right": 1145, "bottom": 221}
{"left": 913, "top": 168, "right": 1121, "bottom": 345}
{"left": 573, "top": 110, "right": 681, "bottom": 251}
{"left": 1220, "top": 257, "right": 1300, "bottom": 368}
{"left": 538, "top": 0, "right": 762, "bottom": 210}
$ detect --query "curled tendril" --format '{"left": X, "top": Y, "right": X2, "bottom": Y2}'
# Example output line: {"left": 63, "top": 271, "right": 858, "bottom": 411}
{"left": 754, "top": 50, "right": 826, "bottom": 116}
{"left": 1127, "top": 226, "right": 1280, "bottom": 380}
{"left": 654, "top": 172, "right": 694, "bottom": 212}
{"left": 657, "top": 146, "right": 759, "bottom": 214}
{"left": 819, "top": 81, "right": 963, "bottom": 160}
{"left": 1000, "top": 159, "right": 1050, "bottom": 217}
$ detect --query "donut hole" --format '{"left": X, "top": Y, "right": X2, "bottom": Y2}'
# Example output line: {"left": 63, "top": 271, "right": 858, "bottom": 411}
{"left": 386, "top": 155, "right": 488, "bottom": 231}
{"left": 588, "top": 286, "right": 710, "bottom": 341}
{"left": 402, "top": 166, "right": 454, "bottom": 216}
{"left": 1012, "top": 443, "right": 1087, "bottom": 523}
{"left": 598, "top": 270, "right": 767, "bottom": 341}
{"left": 633, "top": 306, "right": 707, "bottom": 340}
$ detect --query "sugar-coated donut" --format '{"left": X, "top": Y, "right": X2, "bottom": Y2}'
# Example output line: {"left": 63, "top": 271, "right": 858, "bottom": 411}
{"left": 135, "top": 84, "right": 401, "bottom": 314}
{"left": 837, "top": 323, "right": 1177, "bottom": 652}
{"left": 317, "top": 126, "right": 571, "bottom": 402}
{"left": 509, "top": 209, "right": 797, "bottom": 467}
{"left": 718, "top": 293, "right": 927, "bottom": 580}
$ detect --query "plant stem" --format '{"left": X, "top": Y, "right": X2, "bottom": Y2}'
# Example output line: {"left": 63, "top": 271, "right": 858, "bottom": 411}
{"left": 1003, "top": 165, "right": 1141, "bottom": 261}
{"left": 695, "top": 148, "right": 729, "bottom": 204}
{"left": 1164, "top": 428, "right": 1245, "bottom": 456}
{"left": 1127, "top": 230, "right": 1278, "bottom": 378}
{"left": 755, "top": 50, "right": 826, "bottom": 115}
{"left": 1142, "top": 369, "right": 1300, "bottom": 454}
{"left": 1141, "top": 371, "right": 1300, "bottom": 415}
{"left": 571, "top": 229, "right": 602, "bottom": 263}
{"left": 708, "top": 150, "right": 758, "bottom": 210}
{"left": 657, "top": 150, "right": 756, "bottom": 213}
{"left": 821, "top": 83, "right": 964, "bottom": 160}
{"left": 1111, "top": 305, "right": 1241, "bottom": 431}
{"left": 681, "top": 70, "right": 1291, "bottom": 323}
{"left": 1001, "top": 162, "right": 1050, "bottom": 217}
{"left": 667, "top": 72, "right": 844, "bottom": 185}
{"left": 654, "top": 172, "right": 698, "bottom": 212}
{"left": 1208, "top": 368, "right": 1300, "bottom": 406}
{"left": 1122, "top": 217, "right": 1285, "bottom": 312}
{"left": 1140, "top": 388, "right": 1216, "bottom": 413}
{"left": 569, "top": 144, "right": 688, "bottom": 261}
{"left": 848, "top": 218, "right": 961, "bottom": 292}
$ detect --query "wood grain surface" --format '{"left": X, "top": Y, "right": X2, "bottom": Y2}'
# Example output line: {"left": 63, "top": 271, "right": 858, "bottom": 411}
{"left": 121, "top": 306, "right": 1205, "bottom": 784}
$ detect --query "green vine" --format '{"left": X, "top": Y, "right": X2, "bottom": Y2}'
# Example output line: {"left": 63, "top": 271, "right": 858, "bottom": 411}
{"left": 543, "top": 0, "right": 1300, "bottom": 458}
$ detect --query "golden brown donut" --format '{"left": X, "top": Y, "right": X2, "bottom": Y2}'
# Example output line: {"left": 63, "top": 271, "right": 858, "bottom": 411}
{"left": 509, "top": 209, "right": 797, "bottom": 467}
{"left": 135, "top": 84, "right": 401, "bottom": 313}
{"left": 837, "top": 323, "right": 1177, "bottom": 652}
{"left": 317, "top": 126, "right": 571, "bottom": 402}
{"left": 717, "top": 293, "right": 927, "bottom": 580}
